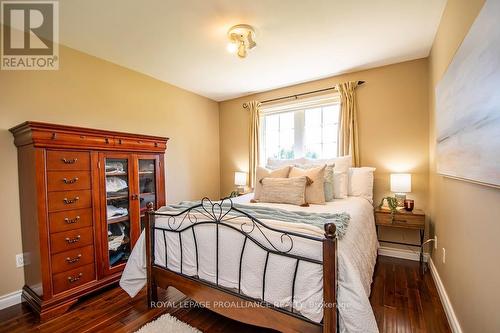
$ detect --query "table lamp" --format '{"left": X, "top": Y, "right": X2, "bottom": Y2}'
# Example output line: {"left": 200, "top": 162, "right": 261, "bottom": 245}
{"left": 234, "top": 171, "right": 247, "bottom": 194}
{"left": 390, "top": 173, "right": 411, "bottom": 207}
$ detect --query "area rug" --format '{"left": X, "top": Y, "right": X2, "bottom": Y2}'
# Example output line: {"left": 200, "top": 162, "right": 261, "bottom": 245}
{"left": 134, "top": 314, "right": 202, "bottom": 333}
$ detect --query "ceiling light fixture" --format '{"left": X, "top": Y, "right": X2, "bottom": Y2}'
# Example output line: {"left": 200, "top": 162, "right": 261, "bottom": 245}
{"left": 226, "top": 24, "right": 256, "bottom": 58}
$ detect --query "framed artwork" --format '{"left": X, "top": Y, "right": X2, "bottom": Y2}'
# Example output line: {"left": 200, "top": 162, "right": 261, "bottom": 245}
{"left": 436, "top": 0, "right": 500, "bottom": 188}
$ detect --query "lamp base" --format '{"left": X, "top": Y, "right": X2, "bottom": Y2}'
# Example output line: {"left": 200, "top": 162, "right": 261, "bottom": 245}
{"left": 394, "top": 193, "right": 406, "bottom": 207}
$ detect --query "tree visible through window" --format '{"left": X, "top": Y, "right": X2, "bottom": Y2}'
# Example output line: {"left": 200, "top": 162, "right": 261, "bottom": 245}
{"left": 260, "top": 103, "right": 340, "bottom": 162}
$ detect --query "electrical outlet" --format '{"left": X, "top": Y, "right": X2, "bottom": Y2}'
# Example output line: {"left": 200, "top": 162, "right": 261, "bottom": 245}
{"left": 442, "top": 248, "right": 446, "bottom": 264}
{"left": 16, "top": 254, "right": 24, "bottom": 268}
{"left": 434, "top": 235, "right": 438, "bottom": 250}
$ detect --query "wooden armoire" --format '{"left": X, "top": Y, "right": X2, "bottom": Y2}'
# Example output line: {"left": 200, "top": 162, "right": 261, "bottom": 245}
{"left": 9, "top": 122, "right": 168, "bottom": 320}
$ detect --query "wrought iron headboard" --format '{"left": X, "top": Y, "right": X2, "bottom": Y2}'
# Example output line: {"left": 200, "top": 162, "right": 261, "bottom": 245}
{"left": 145, "top": 197, "right": 335, "bottom": 323}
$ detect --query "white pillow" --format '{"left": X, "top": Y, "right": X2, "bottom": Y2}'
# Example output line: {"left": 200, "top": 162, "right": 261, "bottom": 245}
{"left": 304, "top": 155, "right": 352, "bottom": 173}
{"left": 266, "top": 157, "right": 307, "bottom": 169}
{"left": 348, "top": 167, "right": 376, "bottom": 203}
{"left": 333, "top": 171, "right": 348, "bottom": 199}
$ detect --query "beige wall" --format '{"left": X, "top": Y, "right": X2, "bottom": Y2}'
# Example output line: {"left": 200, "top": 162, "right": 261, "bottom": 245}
{"left": 0, "top": 45, "right": 220, "bottom": 295}
{"left": 219, "top": 59, "right": 430, "bottom": 247}
{"left": 428, "top": 0, "right": 500, "bottom": 332}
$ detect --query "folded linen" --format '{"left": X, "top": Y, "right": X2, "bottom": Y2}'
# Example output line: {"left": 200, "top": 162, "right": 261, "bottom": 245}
{"left": 107, "top": 205, "right": 128, "bottom": 219}
{"left": 106, "top": 176, "right": 128, "bottom": 193}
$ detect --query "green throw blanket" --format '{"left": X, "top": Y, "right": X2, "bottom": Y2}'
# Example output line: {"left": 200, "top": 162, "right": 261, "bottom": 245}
{"left": 160, "top": 200, "right": 350, "bottom": 239}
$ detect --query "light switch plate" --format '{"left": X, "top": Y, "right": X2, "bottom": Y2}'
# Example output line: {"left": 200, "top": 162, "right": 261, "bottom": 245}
{"left": 16, "top": 254, "right": 24, "bottom": 268}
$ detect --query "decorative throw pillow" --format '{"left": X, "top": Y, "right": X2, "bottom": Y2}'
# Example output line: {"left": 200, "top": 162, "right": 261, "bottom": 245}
{"left": 253, "top": 166, "right": 291, "bottom": 200}
{"left": 303, "top": 155, "right": 352, "bottom": 199}
{"left": 289, "top": 165, "right": 326, "bottom": 204}
{"left": 348, "top": 167, "right": 376, "bottom": 203}
{"left": 300, "top": 164, "right": 335, "bottom": 202}
{"left": 258, "top": 176, "right": 309, "bottom": 206}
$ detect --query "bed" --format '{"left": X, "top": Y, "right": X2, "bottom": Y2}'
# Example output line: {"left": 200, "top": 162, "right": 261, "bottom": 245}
{"left": 120, "top": 194, "right": 379, "bottom": 333}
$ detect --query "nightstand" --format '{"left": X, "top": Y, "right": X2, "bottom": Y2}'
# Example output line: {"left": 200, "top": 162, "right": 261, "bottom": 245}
{"left": 374, "top": 208, "right": 425, "bottom": 263}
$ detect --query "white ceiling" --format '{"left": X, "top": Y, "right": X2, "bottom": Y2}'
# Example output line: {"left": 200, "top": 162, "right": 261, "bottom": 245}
{"left": 60, "top": 0, "right": 446, "bottom": 101}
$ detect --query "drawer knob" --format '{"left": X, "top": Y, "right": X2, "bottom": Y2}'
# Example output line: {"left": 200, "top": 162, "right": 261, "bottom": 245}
{"left": 393, "top": 219, "right": 407, "bottom": 223}
{"left": 64, "top": 216, "right": 80, "bottom": 224}
{"left": 67, "top": 273, "right": 83, "bottom": 283}
{"left": 65, "top": 235, "right": 81, "bottom": 244}
{"left": 61, "top": 158, "right": 78, "bottom": 164}
{"left": 66, "top": 254, "right": 82, "bottom": 264}
{"left": 62, "top": 177, "right": 79, "bottom": 184}
{"left": 63, "top": 197, "right": 80, "bottom": 204}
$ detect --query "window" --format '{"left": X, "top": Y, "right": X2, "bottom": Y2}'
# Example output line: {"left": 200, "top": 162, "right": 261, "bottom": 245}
{"left": 260, "top": 95, "right": 340, "bottom": 163}
{"left": 262, "top": 112, "right": 295, "bottom": 159}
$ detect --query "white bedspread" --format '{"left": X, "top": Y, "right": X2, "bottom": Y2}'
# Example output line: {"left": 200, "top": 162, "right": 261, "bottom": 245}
{"left": 120, "top": 195, "right": 379, "bottom": 333}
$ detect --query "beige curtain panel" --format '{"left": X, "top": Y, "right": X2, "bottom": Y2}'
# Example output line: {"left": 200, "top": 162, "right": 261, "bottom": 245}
{"left": 336, "top": 81, "right": 360, "bottom": 167}
{"left": 248, "top": 101, "right": 262, "bottom": 188}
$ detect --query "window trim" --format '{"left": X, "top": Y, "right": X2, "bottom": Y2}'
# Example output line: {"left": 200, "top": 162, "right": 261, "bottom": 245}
{"left": 260, "top": 93, "right": 340, "bottom": 116}
{"left": 259, "top": 93, "right": 341, "bottom": 164}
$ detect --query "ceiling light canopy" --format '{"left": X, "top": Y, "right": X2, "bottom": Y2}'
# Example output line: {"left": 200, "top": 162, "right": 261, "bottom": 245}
{"left": 227, "top": 24, "right": 256, "bottom": 58}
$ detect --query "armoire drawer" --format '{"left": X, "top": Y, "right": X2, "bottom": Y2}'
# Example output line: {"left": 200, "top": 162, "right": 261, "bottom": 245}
{"left": 47, "top": 190, "right": 91, "bottom": 212}
{"left": 50, "top": 227, "right": 93, "bottom": 254}
{"left": 115, "top": 137, "right": 166, "bottom": 151}
{"left": 52, "top": 263, "right": 95, "bottom": 295}
{"left": 47, "top": 171, "right": 91, "bottom": 192}
{"left": 46, "top": 150, "right": 90, "bottom": 171}
{"left": 38, "top": 130, "right": 113, "bottom": 150}
{"left": 51, "top": 245, "right": 94, "bottom": 274}
{"left": 49, "top": 208, "right": 93, "bottom": 233}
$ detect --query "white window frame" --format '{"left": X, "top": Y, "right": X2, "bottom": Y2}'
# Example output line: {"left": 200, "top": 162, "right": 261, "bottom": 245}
{"left": 259, "top": 93, "right": 341, "bottom": 165}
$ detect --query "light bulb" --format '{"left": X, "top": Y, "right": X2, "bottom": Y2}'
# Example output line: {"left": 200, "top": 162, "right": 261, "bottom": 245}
{"left": 226, "top": 42, "right": 238, "bottom": 54}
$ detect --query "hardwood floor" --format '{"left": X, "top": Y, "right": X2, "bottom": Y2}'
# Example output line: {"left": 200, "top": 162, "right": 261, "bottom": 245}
{"left": 370, "top": 256, "right": 451, "bottom": 333}
{"left": 0, "top": 256, "right": 451, "bottom": 333}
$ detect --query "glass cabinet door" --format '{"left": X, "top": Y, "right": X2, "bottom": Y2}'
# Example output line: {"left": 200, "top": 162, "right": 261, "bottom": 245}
{"left": 138, "top": 158, "right": 157, "bottom": 230}
{"left": 104, "top": 158, "right": 131, "bottom": 269}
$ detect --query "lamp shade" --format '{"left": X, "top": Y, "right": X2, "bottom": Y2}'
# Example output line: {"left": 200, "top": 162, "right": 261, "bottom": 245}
{"left": 234, "top": 171, "right": 247, "bottom": 186}
{"left": 390, "top": 173, "right": 411, "bottom": 193}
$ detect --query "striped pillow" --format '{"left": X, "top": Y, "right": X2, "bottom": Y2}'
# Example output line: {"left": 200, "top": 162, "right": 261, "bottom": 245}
{"left": 257, "top": 176, "right": 309, "bottom": 206}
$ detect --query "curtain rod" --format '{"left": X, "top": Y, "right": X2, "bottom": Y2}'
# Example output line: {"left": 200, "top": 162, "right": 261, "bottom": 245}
{"left": 242, "top": 80, "right": 365, "bottom": 108}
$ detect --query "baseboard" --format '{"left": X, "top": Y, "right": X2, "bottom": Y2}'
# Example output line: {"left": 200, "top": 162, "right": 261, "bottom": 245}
{"left": 428, "top": 258, "right": 462, "bottom": 333}
{"left": 378, "top": 246, "right": 429, "bottom": 262}
{"left": 0, "top": 290, "right": 22, "bottom": 310}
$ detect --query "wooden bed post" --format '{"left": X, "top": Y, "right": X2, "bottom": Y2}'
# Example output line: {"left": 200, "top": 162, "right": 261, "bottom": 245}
{"left": 323, "top": 223, "right": 338, "bottom": 333}
{"left": 145, "top": 202, "right": 158, "bottom": 308}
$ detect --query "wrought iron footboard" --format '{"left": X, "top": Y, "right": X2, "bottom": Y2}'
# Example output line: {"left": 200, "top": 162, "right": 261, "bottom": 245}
{"left": 145, "top": 197, "right": 338, "bottom": 328}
